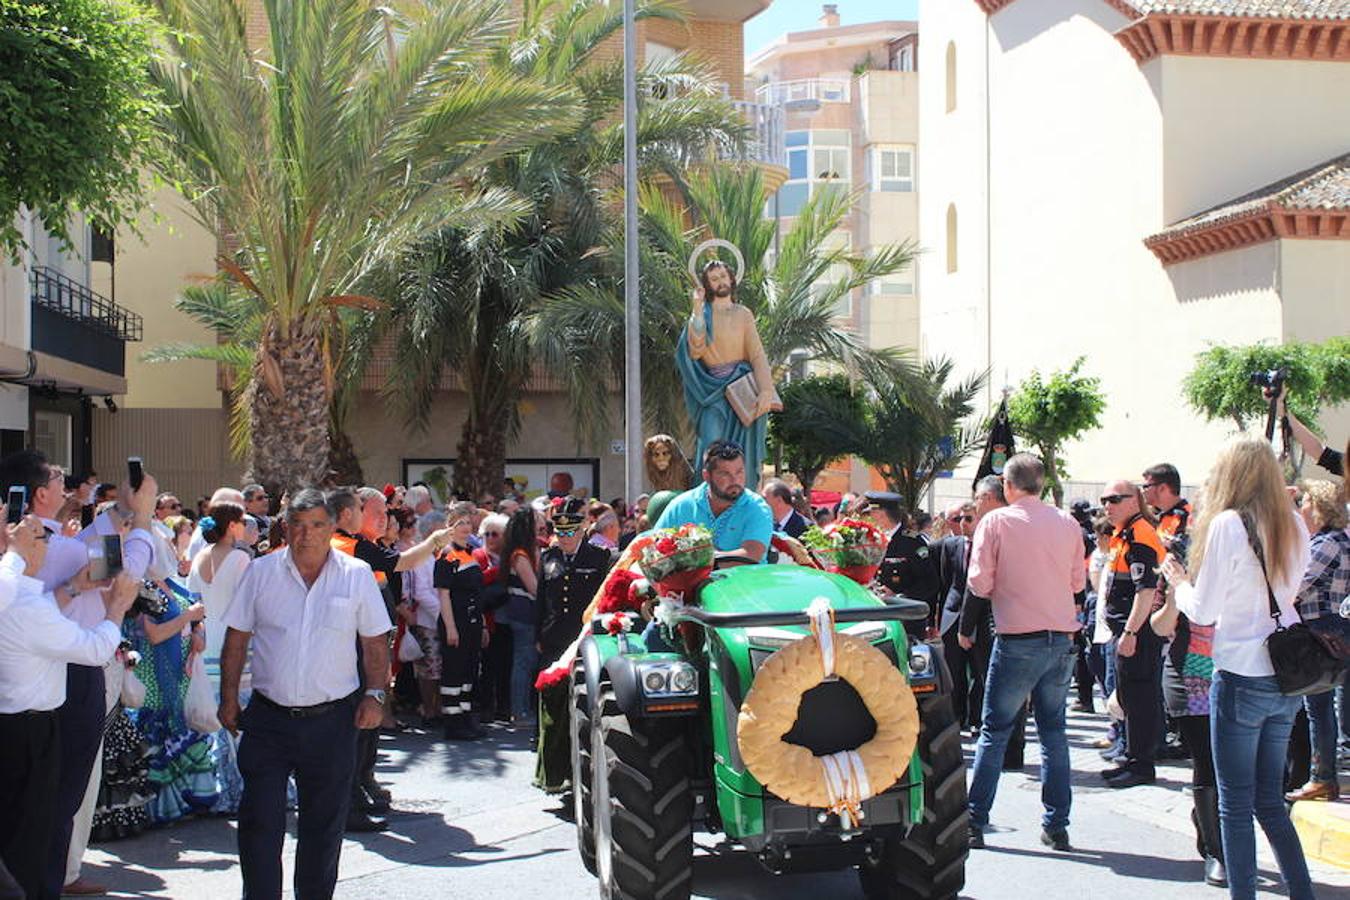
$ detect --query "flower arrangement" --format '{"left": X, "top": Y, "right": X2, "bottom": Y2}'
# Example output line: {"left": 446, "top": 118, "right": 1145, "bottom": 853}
{"left": 638, "top": 523, "right": 714, "bottom": 593}
{"left": 800, "top": 519, "right": 886, "bottom": 584}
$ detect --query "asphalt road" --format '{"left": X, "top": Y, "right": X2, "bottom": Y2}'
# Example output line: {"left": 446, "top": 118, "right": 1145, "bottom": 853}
{"left": 85, "top": 709, "right": 1350, "bottom": 899}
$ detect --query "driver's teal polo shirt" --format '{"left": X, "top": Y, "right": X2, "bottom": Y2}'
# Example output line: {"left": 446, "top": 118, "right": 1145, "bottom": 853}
{"left": 652, "top": 483, "right": 773, "bottom": 561}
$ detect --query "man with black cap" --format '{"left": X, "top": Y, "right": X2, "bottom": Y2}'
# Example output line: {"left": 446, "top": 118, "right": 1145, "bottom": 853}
{"left": 534, "top": 498, "right": 616, "bottom": 794}
{"left": 863, "top": 491, "right": 941, "bottom": 628}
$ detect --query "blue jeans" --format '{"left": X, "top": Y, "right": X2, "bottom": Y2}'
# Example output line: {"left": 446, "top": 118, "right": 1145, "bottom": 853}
{"left": 1303, "top": 688, "right": 1339, "bottom": 784}
{"left": 968, "top": 632, "right": 1077, "bottom": 831}
{"left": 497, "top": 618, "right": 539, "bottom": 719}
{"left": 1211, "top": 671, "right": 1315, "bottom": 900}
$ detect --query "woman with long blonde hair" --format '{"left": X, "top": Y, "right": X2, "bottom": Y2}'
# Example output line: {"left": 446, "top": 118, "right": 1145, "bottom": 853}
{"left": 1162, "top": 438, "right": 1314, "bottom": 900}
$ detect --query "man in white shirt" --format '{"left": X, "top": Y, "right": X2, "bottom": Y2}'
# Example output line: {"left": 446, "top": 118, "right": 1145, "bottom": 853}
{"left": 0, "top": 510, "right": 136, "bottom": 900}
{"left": 220, "top": 489, "right": 391, "bottom": 900}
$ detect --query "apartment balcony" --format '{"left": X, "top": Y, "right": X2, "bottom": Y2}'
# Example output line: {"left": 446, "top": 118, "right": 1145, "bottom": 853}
{"left": 680, "top": 0, "right": 772, "bottom": 23}
{"left": 755, "top": 78, "right": 852, "bottom": 110}
{"left": 725, "top": 99, "right": 789, "bottom": 190}
{"left": 30, "top": 265, "right": 142, "bottom": 382}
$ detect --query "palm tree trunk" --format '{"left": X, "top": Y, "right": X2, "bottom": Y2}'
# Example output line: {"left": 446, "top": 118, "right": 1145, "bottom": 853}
{"left": 328, "top": 425, "right": 365, "bottom": 487}
{"left": 246, "top": 326, "right": 333, "bottom": 496}
{"left": 454, "top": 412, "right": 509, "bottom": 502}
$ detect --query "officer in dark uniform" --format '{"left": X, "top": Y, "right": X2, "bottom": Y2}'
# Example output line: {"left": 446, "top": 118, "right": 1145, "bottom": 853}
{"left": 534, "top": 499, "right": 616, "bottom": 794}
{"left": 863, "top": 491, "right": 941, "bottom": 630}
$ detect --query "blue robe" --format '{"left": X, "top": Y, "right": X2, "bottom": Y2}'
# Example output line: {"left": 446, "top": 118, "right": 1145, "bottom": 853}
{"left": 675, "top": 325, "right": 767, "bottom": 484}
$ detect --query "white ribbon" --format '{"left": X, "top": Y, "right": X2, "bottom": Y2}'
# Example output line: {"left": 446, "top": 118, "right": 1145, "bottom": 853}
{"left": 806, "top": 596, "right": 836, "bottom": 677}
{"left": 820, "top": 750, "right": 871, "bottom": 829}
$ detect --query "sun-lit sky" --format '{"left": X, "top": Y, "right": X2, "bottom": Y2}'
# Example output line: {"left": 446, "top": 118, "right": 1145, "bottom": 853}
{"left": 745, "top": 1, "right": 920, "bottom": 61}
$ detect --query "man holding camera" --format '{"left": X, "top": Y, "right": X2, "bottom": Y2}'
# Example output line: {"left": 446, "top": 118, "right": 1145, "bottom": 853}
{"left": 0, "top": 449, "right": 165, "bottom": 899}
{"left": 0, "top": 505, "right": 138, "bottom": 899}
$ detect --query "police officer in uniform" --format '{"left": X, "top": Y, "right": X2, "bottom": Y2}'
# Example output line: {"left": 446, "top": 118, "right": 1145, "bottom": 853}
{"left": 435, "top": 502, "right": 486, "bottom": 741}
{"left": 1099, "top": 480, "right": 1166, "bottom": 789}
{"left": 863, "top": 491, "right": 941, "bottom": 630}
{"left": 534, "top": 499, "right": 615, "bottom": 794}
{"left": 328, "top": 487, "right": 449, "bottom": 832}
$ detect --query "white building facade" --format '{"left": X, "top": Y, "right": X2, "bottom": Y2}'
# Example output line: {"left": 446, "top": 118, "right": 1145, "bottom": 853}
{"left": 919, "top": 0, "right": 1350, "bottom": 502}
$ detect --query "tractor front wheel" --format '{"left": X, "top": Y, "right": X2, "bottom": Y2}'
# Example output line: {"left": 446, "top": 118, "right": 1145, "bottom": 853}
{"left": 592, "top": 680, "right": 694, "bottom": 900}
{"left": 571, "top": 667, "right": 596, "bottom": 875}
{"left": 857, "top": 693, "right": 969, "bottom": 900}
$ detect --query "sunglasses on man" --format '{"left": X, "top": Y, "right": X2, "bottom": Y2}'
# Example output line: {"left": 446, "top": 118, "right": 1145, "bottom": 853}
{"left": 555, "top": 527, "right": 580, "bottom": 538}
{"left": 1100, "top": 494, "right": 1131, "bottom": 505}
{"left": 948, "top": 515, "right": 973, "bottom": 523}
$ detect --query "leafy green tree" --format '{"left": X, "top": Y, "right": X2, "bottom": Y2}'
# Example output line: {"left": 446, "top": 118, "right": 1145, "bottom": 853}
{"left": 381, "top": 0, "right": 748, "bottom": 499}
{"left": 534, "top": 164, "right": 919, "bottom": 447}
{"left": 768, "top": 374, "right": 867, "bottom": 493}
{"left": 857, "top": 359, "right": 987, "bottom": 510}
{"left": 1184, "top": 338, "right": 1350, "bottom": 433}
{"left": 147, "top": 0, "right": 574, "bottom": 494}
{"left": 1007, "top": 358, "right": 1105, "bottom": 507}
{"left": 0, "top": 0, "right": 164, "bottom": 255}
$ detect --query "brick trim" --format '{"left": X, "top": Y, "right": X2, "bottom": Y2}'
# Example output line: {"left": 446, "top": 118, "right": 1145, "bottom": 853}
{"left": 1116, "top": 14, "right": 1350, "bottom": 63}
{"left": 1144, "top": 203, "right": 1350, "bottom": 265}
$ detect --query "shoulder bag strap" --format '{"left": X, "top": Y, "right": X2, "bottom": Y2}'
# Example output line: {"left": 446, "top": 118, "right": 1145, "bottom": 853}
{"left": 1238, "top": 512, "right": 1284, "bottom": 630}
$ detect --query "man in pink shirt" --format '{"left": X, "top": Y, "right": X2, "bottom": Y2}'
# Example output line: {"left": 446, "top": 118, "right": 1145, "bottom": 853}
{"left": 964, "top": 454, "right": 1086, "bottom": 853}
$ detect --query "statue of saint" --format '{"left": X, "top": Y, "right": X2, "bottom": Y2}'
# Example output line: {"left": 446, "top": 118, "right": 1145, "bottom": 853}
{"left": 674, "top": 259, "right": 781, "bottom": 484}
{"left": 644, "top": 434, "right": 693, "bottom": 493}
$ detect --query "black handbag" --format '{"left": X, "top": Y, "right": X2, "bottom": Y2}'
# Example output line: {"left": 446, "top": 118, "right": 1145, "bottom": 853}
{"left": 1246, "top": 519, "right": 1350, "bottom": 696}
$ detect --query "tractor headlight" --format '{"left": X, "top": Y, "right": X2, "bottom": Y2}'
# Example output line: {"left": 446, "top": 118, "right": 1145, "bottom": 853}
{"left": 637, "top": 662, "right": 699, "bottom": 696}
{"left": 643, "top": 670, "right": 669, "bottom": 693}
{"left": 908, "top": 645, "right": 933, "bottom": 678}
{"left": 670, "top": 665, "right": 698, "bottom": 694}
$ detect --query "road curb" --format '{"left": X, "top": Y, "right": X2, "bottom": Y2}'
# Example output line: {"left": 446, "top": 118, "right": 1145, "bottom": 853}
{"left": 1292, "top": 800, "right": 1350, "bottom": 871}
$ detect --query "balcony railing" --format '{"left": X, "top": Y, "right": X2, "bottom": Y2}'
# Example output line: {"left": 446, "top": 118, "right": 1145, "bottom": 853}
{"left": 755, "top": 78, "right": 852, "bottom": 107}
{"left": 31, "top": 265, "right": 143, "bottom": 342}
{"left": 727, "top": 100, "right": 786, "bottom": 168}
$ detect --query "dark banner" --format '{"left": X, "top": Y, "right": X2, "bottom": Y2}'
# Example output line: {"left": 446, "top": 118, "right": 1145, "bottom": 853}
{"left": 973, "top": 399, "right": 1015, "bottom": 488}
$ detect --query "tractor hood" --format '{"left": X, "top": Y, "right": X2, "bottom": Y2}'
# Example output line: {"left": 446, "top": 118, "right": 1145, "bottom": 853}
{"left": 696, "top": 565, "right": 893, "bottom": 618}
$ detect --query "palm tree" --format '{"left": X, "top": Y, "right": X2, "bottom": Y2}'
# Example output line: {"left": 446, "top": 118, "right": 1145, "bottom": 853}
{"left": 148, "top": 0, "right": 578, "bottom": 492}
{"left": 142, "top": 281, "right": 378, "bottom": 485}
{"left": 379, "top": 0, "right": 748, "bottom": 499}
{"left": 533, "top": 164, "right": 920, "bottom": 449}
{"left": 858, "top": 359, "right": 988, "bottom": 510}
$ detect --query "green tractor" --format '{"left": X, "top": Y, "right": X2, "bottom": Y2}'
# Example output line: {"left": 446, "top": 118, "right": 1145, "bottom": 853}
{"left": 569, "top": 561, "right": 969, "bottom": 900}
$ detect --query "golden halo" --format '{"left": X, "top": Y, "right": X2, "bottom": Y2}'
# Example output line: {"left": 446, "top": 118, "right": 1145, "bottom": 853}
{"left": 736, "top": 633, "right": 919, "bottom": 809}
{"left": 687, "top": 238, "right": 745, "bottom": 283}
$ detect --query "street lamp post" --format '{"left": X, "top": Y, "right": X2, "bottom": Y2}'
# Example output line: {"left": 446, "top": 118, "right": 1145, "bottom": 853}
{"left": 622, "top": 0, "right": 642, "bottom": 503}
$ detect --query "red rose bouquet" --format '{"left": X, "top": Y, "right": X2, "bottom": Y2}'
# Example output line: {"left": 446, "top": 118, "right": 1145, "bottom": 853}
{"left": 638, "top": 523, "right": 714, "bottom": 594}
{"left": 801, "top": 518, "right": 886, "bottom": 584}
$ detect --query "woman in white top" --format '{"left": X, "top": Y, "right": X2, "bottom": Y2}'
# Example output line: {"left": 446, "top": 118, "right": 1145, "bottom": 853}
{"left": 403, "top": 509, "right": 448, "bottom": 723}
{"left": 1163, "top": 438, "right": 1314, "bottom": 900}
{"left": 187, "top": 502, "right": 251, "bottom": 668}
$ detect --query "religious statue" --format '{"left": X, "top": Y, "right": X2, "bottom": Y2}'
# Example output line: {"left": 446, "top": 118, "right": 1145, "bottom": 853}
{"left": 644, "top": 434, "right": 693, "bottom": 493}
{"left": 674, "top": 246, "right": 782, "bottom": 484}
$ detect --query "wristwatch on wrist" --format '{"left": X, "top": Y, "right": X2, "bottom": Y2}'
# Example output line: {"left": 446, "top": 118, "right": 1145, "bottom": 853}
{"left": 1122, "top": 629, "right": 1137, "bottom": 637}
{"left": 364, "top": 689, "right": 387, "bottom": 706}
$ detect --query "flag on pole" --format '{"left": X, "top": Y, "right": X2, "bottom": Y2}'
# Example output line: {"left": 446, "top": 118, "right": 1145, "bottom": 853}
{"left": 974, "top": 398, "right": 1015, "bottom": 488}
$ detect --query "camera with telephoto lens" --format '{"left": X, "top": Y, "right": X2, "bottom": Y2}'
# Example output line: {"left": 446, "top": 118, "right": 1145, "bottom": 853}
{"left": 1249, "top": 367, "right": 1288, "bottom": 393}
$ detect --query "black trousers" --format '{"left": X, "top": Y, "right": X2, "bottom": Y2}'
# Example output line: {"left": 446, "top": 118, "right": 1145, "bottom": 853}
{"left": 349, "top": 639, "right": 382, "bottom": 809}
{"left": 439, "top": 599, "right": 483, "bottom": 718}
{"left": 1116, "top": 623, "right": 1165, "bottom": 769}
{"left": 941, "top": 627, "right": 981, "bottom": 729}
{"left": 0, "top": 710, "right": 60, "bottom": 899}
{"left": 479, "top": 620, "right": 513, "bottom": 718}
{"left": 45, "top": 665, "right": 104, "bottom": 898}
{"left": 238, "top": 695, "right": 358, "bottom": 900}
